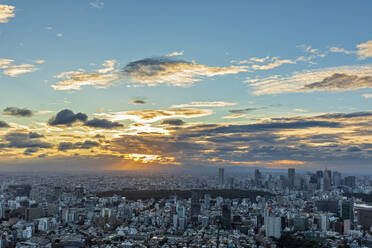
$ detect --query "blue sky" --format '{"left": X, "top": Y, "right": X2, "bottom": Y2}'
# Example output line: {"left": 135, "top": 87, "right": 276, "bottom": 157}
{"left": 0, "top": 0, "right": 371, "bottom": 172}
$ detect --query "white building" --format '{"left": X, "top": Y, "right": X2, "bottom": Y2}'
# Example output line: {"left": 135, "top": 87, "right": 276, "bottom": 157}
{"left": 265, "top": 216, "right": 282, "bottom": 239}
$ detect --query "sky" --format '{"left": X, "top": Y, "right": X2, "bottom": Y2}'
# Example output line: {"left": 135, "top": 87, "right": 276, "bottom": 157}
{"left": 0, "top": 0, "right": 371, "bottom": 172}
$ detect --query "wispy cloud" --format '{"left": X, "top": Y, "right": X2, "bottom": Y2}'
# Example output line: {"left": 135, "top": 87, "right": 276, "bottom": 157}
{"left": 223, "top": 114, "right": 247, "bottom": 119}
{"left": 171, "top": 101, "right": 236, "bottom": 108}
{"left": 51, "top": 60, "right": 119, "bottom": 90}
{"left": 363, "top": 93, "right": 372, "bottom": 99}
{"left": 0, "top": 4, "right": 15, "bottom": 23}
{"left": 165, "top": 51, "right": 184, "bottom": 57}
{"left": 251, "top": 57, "right": 295, "bottom": 70}
{"left": 357, "top": 40, "right": 372, "bottom": 60}
{"left": 0, "top": 58, "right": 40, "bottom": 77}
{"left": 246, "top": 64, "right": 372, "bottom": 95}
{"left": 95, "top": 108, "right": 213, "bottom": 124}
{"left": 90, "top": 0, "right": 104, "bottom": 9}
{"left": 3, "top": 64, "right": 37, "bottom": 77}
{"left": 329, "top": 46, "right": 355, "bottom": 55}
{"left": 329, "top": 40, "right": 372, "bottom": 60}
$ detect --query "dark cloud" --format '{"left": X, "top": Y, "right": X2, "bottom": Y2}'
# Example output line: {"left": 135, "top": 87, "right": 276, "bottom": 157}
{"left": 132, "top": 99, "right": 146, "bottom": 104}
{"left": 3, "top": 107, "right": 33, "bottom": 117}
{"left": 228, "top": 108, "right": 262, "bottom": 114}
{"left": 48, "top": 109, "right": 88, "bottom": 126}
{"left": 4, "top": 132, "right": 52, "bottom": 149}
{"left": 0, "top": 121, "right": 10, "bottom": 128}
{"left": 84, "top": 118, "right": 123, "bottom": 129}
{"left": 319, "top": 111, "right": 372, "bottom": 119}
{"left": 24, "top": 147, "right": 39, "bottom": 156}
{"left": 161, "top": 119, "right": 185, "bottom": 126}
{"left": 347, "top": 146, "right": 362, "bottom": 152}
{"left": 29, "top": 132, "right": 44, "bottom": 139}
{"left": 58, "top": 140, "right": 100, "bottom": 151}
{"left": 199, "top": 120, "right": 340, "bottom": 134}
{"left": 302, "top": 73, "right": 372, "bottom": 91}
{"left": 121, "top": 57, "right": 246, "bottom": 86}
{"left": 122, "top": 57, "right": 190, "bottom": 77}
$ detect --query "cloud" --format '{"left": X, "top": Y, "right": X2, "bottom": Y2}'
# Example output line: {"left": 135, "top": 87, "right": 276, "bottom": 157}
{"left": 2, "top": 64, "right": 36, "bottom": 77}
{"left": 251, "top": 57, "right": 295, "bottom": 70}
{"left": 122, "top": 57, "right": 247, "bottom": 87}
{"left": 24, "top": 147, "right": 39, "bottom": 156}
{"left": 231, "top": 56, "right": 270, "bottom": 64}
{"left": 0, "top": 58, "right": 13, "bottom": 68}
{"left": 132, "top": 99, "right": 146, "bottom": 104}
{"left": 246, "top": 65, "right": 372, "bottom": 95}
{"left": 105, "top": 110, "right": 372, "bottom": 170}
{"left": 56, "top": 33, "right": 63, "bottom": 37}
{"left": 223, "top": 114, "right": 247, "bottom": 119}
{"left": 0, "top": 120, "right": 9, "bottom": 128}
{"left": 52, "top": 60, "right": 119, "bottom": 90}
{"left": 4, "top": 132, "right": 52, "bottom": 149}
{"left": 231, "top": 56, "right": 295, "bottom": 70}
{"left": 97, "top": 60, "right": 116, "bottom": 73}
{"left": 0, "top": 4, "right": 15, "bottom": 23}
{"left": 318, "top": 111, "right": 372, "bottom": 119}
{"left": 58, "top": 140, "right": 100, "bottom": 151}
{"left": 363, "top": 93, "right": 372, "bottom": 99}
{"left": 90, "top": 0, "right": 104, "bottom": 9}
{"left": 228, "top": 107, "right": 261, "bottom": 114}
{"left": 96, "top": 108, "right": 213, "bottom": 123}
{"left": 297, "top": 45, "right": 319, "bottom": 54}
{"left": 171, "top": 101, "right": 236, "bottom": 108}
{"left": 165, "top": 51, "right": 184, "bottom": 57}
{"left": 33, "top": 59, "right": 45, "bottom": 64}
{"left": 161, "top": 119, "right": 185, "bottom": 126}
{"left": 84, "top": 118, "right": 123, "bottom": 129}
{"left": 48, "top": 109, "right": 88, "bottom": 126}
{"left": 329, "top": 46, "right": 355, "bottom": 55}
{"left": 357, "top": 40, "right": 372, "bottom": 60}
{"left": 0, "top": 59, "right": 40, "bottom": 77}
{"left": 29, "top": 132, "right": 44, "bottom": 138}
{"left": 199, "top": 120, "right": 340, "bottom": 134}
{"left": 3, "top": 107, "right": 33, "bottom": 117}
{"left": 302, "top": 73, "right": 372, "bottom": 91}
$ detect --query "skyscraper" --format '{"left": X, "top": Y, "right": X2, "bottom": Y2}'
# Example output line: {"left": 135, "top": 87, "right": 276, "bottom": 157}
{"left": 254, "top": 169, "right": 262, "bottom": 186}
{"left": 191, "top": 191, "right": 201, "bottom": 219}
{"left": 288, "top": 168, "right": 295, "bottom": 189}
{"left": 345, "top": 176, "right": 356, "bottom": 189}
{"left": 333, "top": 171, "right": 342, "bottom": 187}
{"left": 218, "top": 168, "right": 224, "bottom": 186}
{"left": 265, "top": 216, "right": 282, "bottom": 238}
{"left": 221, "top": 200, "right": 231, "bottom": 229}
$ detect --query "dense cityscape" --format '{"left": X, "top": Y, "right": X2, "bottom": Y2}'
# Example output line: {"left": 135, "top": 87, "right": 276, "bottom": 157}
{"left": 0, "top": 168, "right": 371, "bottom": 247}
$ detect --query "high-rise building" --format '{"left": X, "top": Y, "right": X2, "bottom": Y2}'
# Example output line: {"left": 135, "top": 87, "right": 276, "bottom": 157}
{"left": 191, "top": 191, "right": 201, "bottom": 220}
{"left": 344, "top": 176, "right": 356, "bottom": 189}
{"left": 265, "top": 216, "right": 282, "bottom": 238}
{"left": 218, "top": 168, "right": 224, "bottom": 186}
{"left": 288, "top": 168, "right": 295, "bottom": 189}
{"left": 75, "top": 186, "right": 84, "bottom": 198}
{"left": 254, "top": 169, "right": 262, "bottom": 186}
{"left": 221, "top": 200, "right": 231, "bottom": 229}
{"left": 333, "top": 171, "right": 342, "bottom": 187}
{"left": 355, "top": 205, "right": 372, "bottom": 231}
{"left": 340, "top": 200, "right": 354, "bottom": 222}
{"left": 204, "top": 194, "right": 211, "bottom": 209}
{"left": 324, "top": 169, "right": 331, "bottom": 191}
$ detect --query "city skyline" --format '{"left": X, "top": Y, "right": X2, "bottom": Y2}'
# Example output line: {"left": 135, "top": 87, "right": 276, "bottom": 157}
{"left": 0, "top": 1, "right": 372, "bottom": 172}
